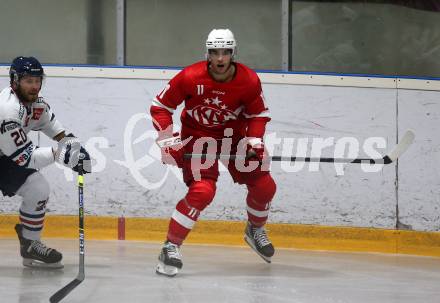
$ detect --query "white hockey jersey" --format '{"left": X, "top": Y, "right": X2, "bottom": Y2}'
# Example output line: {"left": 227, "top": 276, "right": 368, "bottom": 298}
{"left": 0, "top": 87, "right": 65, "bottom": 169}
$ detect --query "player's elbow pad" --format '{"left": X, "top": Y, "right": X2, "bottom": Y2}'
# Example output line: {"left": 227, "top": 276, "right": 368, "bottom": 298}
{"left": 150, "top": 106, "right": 173, "bottom": 132}
{"left": 28, "top": 147, "right": 55, "bottom": 169}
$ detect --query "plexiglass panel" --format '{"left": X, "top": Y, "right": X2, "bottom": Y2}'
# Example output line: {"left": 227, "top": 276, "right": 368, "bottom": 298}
{"left": 0, "top": 0, "right": 116, "bottom": 65}
{"left": 291, "top": 1, "right": 440, "bottom": 77}
{"left": 126, "top": 0, "right": 282, "bottom": 70}
{"left": 1, "top": 0, "right": 438, "bottom": 77}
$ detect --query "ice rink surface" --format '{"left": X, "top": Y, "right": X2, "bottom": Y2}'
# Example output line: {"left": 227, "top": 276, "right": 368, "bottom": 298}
{"left": 0, "top": 238, "right": 439, "bottom": 303}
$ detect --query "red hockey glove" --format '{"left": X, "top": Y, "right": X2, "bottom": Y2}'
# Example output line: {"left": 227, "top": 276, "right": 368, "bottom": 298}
{"left": 246, "top": 138, "right": 267, "bottom": 164}
{"left": 156, "top": 132, "right": 184, "bottom": 168}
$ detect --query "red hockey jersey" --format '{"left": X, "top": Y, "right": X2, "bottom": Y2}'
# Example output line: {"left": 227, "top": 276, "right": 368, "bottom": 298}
{"left": 151, "top": 61, "right": 270, "bottom": 140}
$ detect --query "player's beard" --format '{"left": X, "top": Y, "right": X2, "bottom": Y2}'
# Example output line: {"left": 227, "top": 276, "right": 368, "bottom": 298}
{"left": 15, "top": 86, "right": 39, "bottom": 104}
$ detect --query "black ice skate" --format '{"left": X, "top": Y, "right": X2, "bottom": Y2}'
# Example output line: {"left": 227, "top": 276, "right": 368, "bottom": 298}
{"left": 15, "top": 224, "right": 63, "bottom": 269}
{"left": 244, "top": 222, "right": 275, "bottom": 263}
{"left": 155, "top": 241, "right": 183, "bottom": 277}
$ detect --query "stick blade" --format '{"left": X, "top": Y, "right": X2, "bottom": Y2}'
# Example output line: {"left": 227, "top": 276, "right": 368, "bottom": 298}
{"left": 386, "top": 130, "right": 415, "bottom": 163}
{"left": 49, "top": 278, "right": 83, "bottom": 303}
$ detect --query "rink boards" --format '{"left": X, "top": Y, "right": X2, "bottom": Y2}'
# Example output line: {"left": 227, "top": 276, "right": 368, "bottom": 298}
{"left": 1, "top": 214, "right": 440, "bottom": 257}
{"left": 0, "top": 66, "right": 439, "bottom": 247}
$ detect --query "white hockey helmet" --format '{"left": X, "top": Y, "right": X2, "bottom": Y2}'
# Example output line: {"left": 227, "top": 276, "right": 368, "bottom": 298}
{"left": 206, "top": 29, "right": 237, "bottom": 57}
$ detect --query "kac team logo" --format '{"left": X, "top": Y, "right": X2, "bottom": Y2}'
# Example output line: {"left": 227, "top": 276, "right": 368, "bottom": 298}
{"left": 186, "top": 96, "right": 237, "bottom": 127}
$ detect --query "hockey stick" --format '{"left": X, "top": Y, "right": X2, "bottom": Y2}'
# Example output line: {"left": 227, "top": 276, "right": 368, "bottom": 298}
{"left": 184, "top": 130, "right": 415, "bottom": 164}
{"left": 49, "top": 162, "right": 85, "bottom": 303}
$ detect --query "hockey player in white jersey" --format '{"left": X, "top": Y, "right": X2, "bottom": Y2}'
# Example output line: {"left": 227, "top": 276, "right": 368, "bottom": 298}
{"left": 0, "top": 56, "right": 91, "bottom": 268}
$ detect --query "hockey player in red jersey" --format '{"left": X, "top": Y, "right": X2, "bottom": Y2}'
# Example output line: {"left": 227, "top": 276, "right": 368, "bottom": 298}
{"left": 150, "top": 29, "right": 277, "bottom": 276}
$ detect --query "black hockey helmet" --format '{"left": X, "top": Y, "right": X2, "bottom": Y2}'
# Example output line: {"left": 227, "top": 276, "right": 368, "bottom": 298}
{"left": 9, "top": 56, "right": 44, "bottom": 85}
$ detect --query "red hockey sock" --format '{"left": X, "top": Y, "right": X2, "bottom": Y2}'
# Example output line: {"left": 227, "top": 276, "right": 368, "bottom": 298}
{"left": 246, "top": 174, "right": 276, "bottom": 227}
{"left": 167, "top": 179, "right": 216, "bottom": 245}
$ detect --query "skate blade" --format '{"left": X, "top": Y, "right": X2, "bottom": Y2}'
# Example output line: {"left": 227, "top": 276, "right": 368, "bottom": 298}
{"left": 244, "top": 235, "right": 272, "bottom": 264}
{"left": 156, "top": 261, "right": 179, "bottom": 277}
{"left": 23, "top": 258, "right": 64, "bottom": 269}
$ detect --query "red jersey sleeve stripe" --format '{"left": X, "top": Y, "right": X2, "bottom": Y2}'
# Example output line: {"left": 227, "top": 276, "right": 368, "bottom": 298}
{"left": 243, "top": 109, "right": 271, "bottom": 119}
{"left": 152, "top": 98, "right": 175, "bottom": 113}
